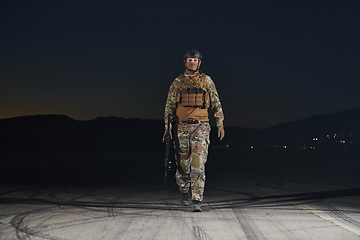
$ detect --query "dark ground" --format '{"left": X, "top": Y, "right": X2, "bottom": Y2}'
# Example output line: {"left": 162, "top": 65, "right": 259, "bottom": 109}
{"left": 1, "top": 144, "right": 359, "bottom": 189}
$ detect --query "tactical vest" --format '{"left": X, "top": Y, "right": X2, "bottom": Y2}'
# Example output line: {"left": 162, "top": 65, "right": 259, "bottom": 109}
{"left": 176, "top": 73, "right": 210, "bottom": 108}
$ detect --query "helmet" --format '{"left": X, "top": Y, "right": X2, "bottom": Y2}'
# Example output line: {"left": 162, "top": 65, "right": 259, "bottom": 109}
{"left": 183, "top": 49, "right": 202, "bottom": 73}
{"left": 183, "top": 49, "right": 202, "bottom": 60}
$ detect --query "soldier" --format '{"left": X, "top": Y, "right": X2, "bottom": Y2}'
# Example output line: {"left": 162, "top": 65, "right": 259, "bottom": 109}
{"left": 163, "top": 49, "right": 225, "bottom": 212}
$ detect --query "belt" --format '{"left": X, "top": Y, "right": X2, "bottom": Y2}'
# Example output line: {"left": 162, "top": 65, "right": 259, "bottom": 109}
{"left": 180, "top": 119, "right": 209, "bottom": 124}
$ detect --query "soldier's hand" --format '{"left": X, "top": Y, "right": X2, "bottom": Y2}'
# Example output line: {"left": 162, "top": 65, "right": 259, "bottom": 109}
{"left": 162, "top": 127, "right": 173, "bottom": 142}
{"left": 218, "top": 126, "right": 225, "bottom": 141}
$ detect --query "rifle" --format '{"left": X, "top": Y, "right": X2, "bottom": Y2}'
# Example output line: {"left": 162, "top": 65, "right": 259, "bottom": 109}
{"left": 164, "top": 114, "right": 172, "bottom": 185}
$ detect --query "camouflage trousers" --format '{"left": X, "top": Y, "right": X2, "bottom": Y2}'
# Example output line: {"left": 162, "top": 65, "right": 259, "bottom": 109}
{"left": 175, "top": 121, "right": 211, "bottom": 202}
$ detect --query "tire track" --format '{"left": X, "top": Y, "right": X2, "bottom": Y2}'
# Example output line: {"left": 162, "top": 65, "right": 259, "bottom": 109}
{"left": 157, "top": 187, "right": 201, "bottom": 240}
{"left": 210, "top": 184, "right": 301, "bottom": 240}
{"left": 231, "top": 206, "right": 266, "bottom": 240}
{"left": 301, "top": 202, "right": 360, "bottom": 236}
{"left": 256, "top": 181, "right": 360, "bottom": 237}
{"left": 10, "top": 207, "right": 68, "bottom": 240}
{"left": 109, "top": 185, "right": 183, "bottom": 239}
{"left": 320, "top": 202, "right": 360, "bottom": 228}
{"left": 109, "top": 186, "right": 139, "bottom": 240}
{"left": 192, "top": 226, "right": 208, "bottom": 240}
{"left": 5, "top": 185, "right": 166, "bottom": 240}
{"left": 207, "top": 186, "right": 266, "bottom": 240}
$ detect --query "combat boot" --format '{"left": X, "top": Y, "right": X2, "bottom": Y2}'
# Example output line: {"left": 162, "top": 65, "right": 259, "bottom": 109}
{"left": 180, "top": 192, "right": 190, "bottom": 206}
{"left": 192, "top": 200, "right": 202, "bottom": 212}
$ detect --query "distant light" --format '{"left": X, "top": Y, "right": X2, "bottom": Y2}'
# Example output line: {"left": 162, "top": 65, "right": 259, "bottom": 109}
{"left": 251, "top": 146, "right": 254, "bottom": 149}
{"left": 284, "top": 145, "right": 287, "bottom": 149}
{"left": 313, "top": 138, "right": 318, "bottom": 141}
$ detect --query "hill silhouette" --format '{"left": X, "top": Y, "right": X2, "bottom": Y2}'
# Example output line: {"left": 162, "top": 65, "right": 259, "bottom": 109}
{"left": 1, "top": 108, "right": 360, "bottom": 185}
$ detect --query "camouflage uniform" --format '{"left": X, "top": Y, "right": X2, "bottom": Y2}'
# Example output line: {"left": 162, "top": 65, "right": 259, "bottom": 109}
{"left": 164, "top": 72, "right": 224, "bottom": 202}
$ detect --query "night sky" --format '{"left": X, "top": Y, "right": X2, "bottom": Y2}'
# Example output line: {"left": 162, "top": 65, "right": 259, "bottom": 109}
{"left": 1, "top": 0, "right": 359, "bottom": 129}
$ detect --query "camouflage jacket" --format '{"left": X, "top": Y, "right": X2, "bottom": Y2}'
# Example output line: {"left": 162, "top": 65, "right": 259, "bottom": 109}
{"left": 164, "top": 72, "right": 224, "bottom": 128}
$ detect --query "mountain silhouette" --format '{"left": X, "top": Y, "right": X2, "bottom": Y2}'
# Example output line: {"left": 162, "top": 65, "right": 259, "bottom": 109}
{"left": 1, "top": 107, "right": 360, "bottom": 185}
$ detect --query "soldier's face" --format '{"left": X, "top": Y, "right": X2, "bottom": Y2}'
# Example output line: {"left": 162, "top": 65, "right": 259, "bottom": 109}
{"left": 186, "top": 58, "right": 201, "bottom": 71}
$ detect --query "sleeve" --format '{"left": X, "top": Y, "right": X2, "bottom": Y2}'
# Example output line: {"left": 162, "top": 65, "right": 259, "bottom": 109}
{"left": 207, "top": 76, "right": 225, "bottom": 127}
{"left": 164, "top": 78, "right": 180, "bottom": 129}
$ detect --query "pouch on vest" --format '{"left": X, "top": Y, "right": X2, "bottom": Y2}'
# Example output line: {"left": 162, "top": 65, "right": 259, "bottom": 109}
{"left": 180, "top": 87, "right": 205, "bottom": 107}
{"left": 181, "top": 88, "right": 190, "bottom": 106}
{"left": 196, "top": 88, "right": 204, "bottom": 106}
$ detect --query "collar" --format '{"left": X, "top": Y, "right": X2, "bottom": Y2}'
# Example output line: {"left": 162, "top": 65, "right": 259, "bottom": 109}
{"left": 184, "top": 71, "right": 202, "bottom": 78}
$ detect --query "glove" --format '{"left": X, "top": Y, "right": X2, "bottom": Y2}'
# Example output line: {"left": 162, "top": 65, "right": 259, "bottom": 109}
{"left": 162, "top": 125, "right": 173, "bottom": 142}
{"left": 218, "top": 126, "right": 225, "bottom": 141}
